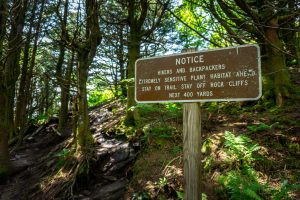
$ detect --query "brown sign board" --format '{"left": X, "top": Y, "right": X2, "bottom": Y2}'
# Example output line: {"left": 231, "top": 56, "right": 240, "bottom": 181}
{"left": 135, "top": 45, "right": 261, "bottom": 103}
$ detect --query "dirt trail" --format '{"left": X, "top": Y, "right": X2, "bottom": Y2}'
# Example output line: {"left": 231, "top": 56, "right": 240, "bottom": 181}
{"left": 0, "top": 101, "right": 137, "bottom": 200}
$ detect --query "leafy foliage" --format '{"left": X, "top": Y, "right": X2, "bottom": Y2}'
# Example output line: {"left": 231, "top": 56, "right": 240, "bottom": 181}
{"left": 88, "top": 89, "right": 114, "bottom": 107}
{"left": 35, "top": 114, "right": 49, "bottom": 125}
{"left": 218, "top": 167, "right": 265, "bottom": 200}
{"left": 217, "top": 131, "right": 299, "bottom": 200}
{"left": 247, "top": 123, "right": 271, "bottom": 133}
{"left": 176, "top": 190, "right": 184, "bottom": 199}
{"left": 270, "top": 180, "right": 300, "bottom": 200}
{"left": 54, "top": 148, "right": 70, "bottom": 170}
{"left": 224, "top": 131, "right": 260, "bottom": 166}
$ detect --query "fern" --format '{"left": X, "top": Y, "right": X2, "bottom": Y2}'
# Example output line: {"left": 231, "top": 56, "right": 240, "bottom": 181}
{"left": 247, "top": 123, "right": 270, "bottom": 133}
{"left": 218, "top": 132, "right": 265, "bottom": 200}
{"left": 224, "top": 131, "right": 260, "bottom": 166}
{"left": 218, "top": 168, "right": 265, "bottom": 200}
{"left": 218, "top": 132, "right": 298, "bottom": 200}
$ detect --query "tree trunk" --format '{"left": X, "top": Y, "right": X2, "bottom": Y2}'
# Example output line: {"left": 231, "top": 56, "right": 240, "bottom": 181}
{"left": 5, "top": 0, "right": 27, "bottom": 139}
{"left": 0, "top": 92, "right": 9, "bottom": 183}
{"left": 15, "top": 2, "right": 36, "bottom": 137}
{"left": 124, "top": 0, "right": 166, "bottom": 125}
{"left": 0, "top": 0, "right": 6, "bottom": 58}
{"left": 74, "top": 0, "right": 101, "bottom": 151}
{"left": 118, "top": 25, "right": 127, "bottom": 97}
{"left": 264, "top": 18, "right": 291, "bottom": 106}
{"left": 15, "top": 0, "right": 44, "bottom": 142}
{"left": 59, "top": 51, "right": 74, "bottom": 137}
{"left": 0, "top": 0, "right": 27, "bottom": 181}
{"left": 125, "top": 30, "right": 141, "bottom": 126}
{"left": 0, "top": 0, "right": 8, "bottom": 180}
{"left": 77, "top": 50, "right": 93, "bottom": 150}
{"left": 124, "top": 0, "right": 144, "bottom": 126}
{"left": 71, "top": 95, "right": 78, "bottom": 149}
{"left": 44, "top": 71, "right": 50, "bottom": 114}
{"left": 56, "top": 0, "right": 71, "bottom": 136}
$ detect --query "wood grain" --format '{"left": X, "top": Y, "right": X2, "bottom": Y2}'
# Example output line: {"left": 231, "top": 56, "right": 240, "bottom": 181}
{"left": 183, "top": 102, "right": 202, "bottom": 200}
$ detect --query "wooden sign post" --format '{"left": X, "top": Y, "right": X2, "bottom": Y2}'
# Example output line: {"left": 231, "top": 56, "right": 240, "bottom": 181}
{"left": 183, "top": 102, "right": 202, "bottom": 199}
{"left": 181, "top": 48, "right": 202, "bottom": 200}
{"left": 135, "top": 45, "right": 261, "bottom": 199}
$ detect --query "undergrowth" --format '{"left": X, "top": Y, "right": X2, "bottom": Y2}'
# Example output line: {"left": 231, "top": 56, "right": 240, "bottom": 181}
{"left": 88, "top": 89, "right": 114, "bottom": 107}
{"left": 215, "top": 131, "right": 300, "bottom": 200}
{"left": 127, "top": 100, "right": 300, "bottom": 199}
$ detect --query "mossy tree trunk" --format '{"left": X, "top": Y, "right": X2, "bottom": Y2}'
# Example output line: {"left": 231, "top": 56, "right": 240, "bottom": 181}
{"left": 56, "top": 0, "right": 73, "bottom": 137}
{"left": 117, "top": 25, "right": 127, "bottom": 97}
{"left": 125, "top": 27, "right": 141, "bottom": 126}
{"left": 58, "top": 52, "right": 74, "bottom": 137}
{"left": 0, "top": 0, "right": 27, "bottom": 181}
{"left": 264, "top": 18, "right": 291, "bottom": 106}
{"left": 0, "top": 0, "right": 8, "bottom": 182}
{"left": 77, "top": 49, "right": 93, "bottom": 149}
{"left": 124, "top": 0, "right": 168, "bottom": 126}
{"left": 0, "top": 92, "right": 9, "bottom": 182}
{"left": 15, "top": 0, "right": 44, "bottom": 142}
{"left": 74, "top": 0, "right": 101, "bottom": 152}
{"left": 15, "top": 5, "right": 36, "bottom": 138}
{"left": 0, "top": 0, "right": 5, "bottom": 59}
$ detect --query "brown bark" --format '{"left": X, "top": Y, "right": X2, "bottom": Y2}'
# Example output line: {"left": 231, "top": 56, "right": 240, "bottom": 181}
{"left": 124, "top": 0, "right": 168, "bottom": 125}
{"left": 75, "top": 0, "right": 101, "bottom": 151}
{"left": 0, "top": 0, "right": 27, "bottom": 180}
{"left": 58, "top": 51, "right": 74, "bottom": 137}
{"left": 0, "top": 0, "right": 6, "bottom": 58}
{"left": 56, "top": 0, "right": 71, "bottom": 136}
{"left": 125, "top": 28, "right": 141, "bottom": 126}
{"left": 15, "top": 1, "right": 37, "bottom": 137}
{"left": 264, "top": 18, "right": 291, "bottom": 106}
{"left": 15, "top": 0, "right": 45, "bottom": 141}
{"left": 117, "top": 25, "right": 127, "bottom": 97}
{"left": 125, "top": 0, "right": 148, "bottom": 125}
{"left": 0, "top": 92, "right": 9, "bottom": 182}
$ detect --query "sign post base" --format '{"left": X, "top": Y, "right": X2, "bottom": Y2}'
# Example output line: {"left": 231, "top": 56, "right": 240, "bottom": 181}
{"left": 183, "top": 102, "right": 202, "bottom": 200}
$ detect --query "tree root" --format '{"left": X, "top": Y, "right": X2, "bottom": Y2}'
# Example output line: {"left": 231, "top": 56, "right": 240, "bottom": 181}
{"left": 28, "top": 145, "right": 94, "bottom": 200}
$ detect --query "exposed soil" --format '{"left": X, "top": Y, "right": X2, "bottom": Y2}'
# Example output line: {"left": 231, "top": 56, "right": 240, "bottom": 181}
{"left": 0, "top": 101, "right": 138, "bottom": 200}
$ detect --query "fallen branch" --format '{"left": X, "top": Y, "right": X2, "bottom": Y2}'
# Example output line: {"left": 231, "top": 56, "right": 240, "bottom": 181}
{"left": 24, "top": 125, "right": 46, "bottom": 141}
{"left": 51, "top": 126, "right": 62, "bottom": 137}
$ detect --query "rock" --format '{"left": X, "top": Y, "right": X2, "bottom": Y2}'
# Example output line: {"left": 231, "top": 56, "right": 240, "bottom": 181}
{"left": 92, "top": 179, "right": 127, "bottom": 200}
{"left": 82, "top": 190, "right": 91, "bottom": 196}
{"left": 102, "top": 176, "right": 118, "bottom": 181}
{"left": 110, "top": 149, "right": 130, "bottom": 163}
{"left": 10, "top": 159, "right": 32, "bottom": 176}
{"left": 105, "top": 158, "right": 134, "bottom": 175}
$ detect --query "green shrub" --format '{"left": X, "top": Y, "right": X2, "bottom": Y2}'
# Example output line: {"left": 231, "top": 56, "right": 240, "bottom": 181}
{"left": 88, "top": 89, "right": 114, "bottom": 107}
{"left": 35, "top": 114, "right": 49, "bottom": 124}
{"left": 247, "top": 123, "right": 270, "bottom": 133}
{"left": 218, "top": 167, "right": 265, "bottom": 200}
{"left": 224, "top": 131, "right": 260, "bottom": 166}
{"left": 54, "top": 148, "right": 70, "bottom": 170}
{"left": 217, "top": 131, "right": 299, "bottom": 200}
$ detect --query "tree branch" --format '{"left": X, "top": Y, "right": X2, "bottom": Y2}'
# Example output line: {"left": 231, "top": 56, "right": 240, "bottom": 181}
{"left": 165, "top": 2, "right": 221, "bottom": 47}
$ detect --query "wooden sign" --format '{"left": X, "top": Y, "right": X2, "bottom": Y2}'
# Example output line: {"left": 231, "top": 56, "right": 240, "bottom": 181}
{"left": 135, "top": 45, "right": 261, "bottom": 103}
